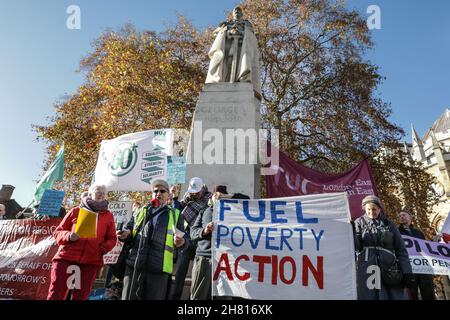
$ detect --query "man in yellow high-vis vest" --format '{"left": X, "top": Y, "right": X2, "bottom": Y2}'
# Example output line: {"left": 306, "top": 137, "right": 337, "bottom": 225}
{"left": 118, "top": 179, "right": 189, "bottom": 300}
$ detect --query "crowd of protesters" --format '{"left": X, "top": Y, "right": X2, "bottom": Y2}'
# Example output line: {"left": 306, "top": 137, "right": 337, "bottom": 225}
{"left": 1, "top": 177, "right": 449, "bottom": 300}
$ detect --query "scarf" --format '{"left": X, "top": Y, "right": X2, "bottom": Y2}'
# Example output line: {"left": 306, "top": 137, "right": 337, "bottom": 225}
{"left": 80, "top": 192, "right": 109, "bottom": 212}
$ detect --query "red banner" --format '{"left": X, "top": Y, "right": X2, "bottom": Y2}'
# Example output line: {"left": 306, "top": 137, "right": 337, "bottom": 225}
{"left": 265, "top": 149, "right": 378, "bottom": 220}
{"left": 0, "top": 219, "right": 61, "bottom": 300}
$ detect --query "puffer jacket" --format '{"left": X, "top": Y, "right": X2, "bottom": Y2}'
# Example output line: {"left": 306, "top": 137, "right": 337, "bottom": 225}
{"left": 52, "top": 207, "right": 117, "bottom": 266}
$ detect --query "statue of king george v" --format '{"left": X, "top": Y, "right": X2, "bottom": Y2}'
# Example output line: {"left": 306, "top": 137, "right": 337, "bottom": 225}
{"left": 205, "top": 6, "right": 261, "bottom": 95}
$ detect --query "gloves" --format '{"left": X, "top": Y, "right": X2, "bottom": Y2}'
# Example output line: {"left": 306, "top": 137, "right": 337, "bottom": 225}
{"left": 402, "top": 274, "right": 416, "bottom": 288}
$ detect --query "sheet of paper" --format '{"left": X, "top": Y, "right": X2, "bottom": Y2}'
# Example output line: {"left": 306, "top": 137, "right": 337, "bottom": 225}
{"left": 175, "top": 228, "right": 185, "bottom": 238}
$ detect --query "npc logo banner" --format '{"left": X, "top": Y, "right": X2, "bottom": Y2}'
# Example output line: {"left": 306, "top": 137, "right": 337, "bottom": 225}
{"left": 212, "top": 193, "right": 357, "bottom": 300}
{"left": 93, "top": 129, "right": 175, "bottom": 191}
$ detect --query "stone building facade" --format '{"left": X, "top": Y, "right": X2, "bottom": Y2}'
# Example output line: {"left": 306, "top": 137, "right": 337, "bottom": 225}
{"left": 407, "top": 108, "right": 450, "bottom": 233}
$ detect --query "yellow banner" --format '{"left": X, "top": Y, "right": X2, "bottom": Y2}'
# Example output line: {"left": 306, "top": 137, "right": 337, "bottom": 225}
{"left": 75, "top": 207, "right": 97, "bottom": 238}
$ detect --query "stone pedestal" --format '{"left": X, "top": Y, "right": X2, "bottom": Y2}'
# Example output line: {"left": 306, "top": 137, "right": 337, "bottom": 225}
{"left": 183, "top": 83, "right": 261, "bottom": 198}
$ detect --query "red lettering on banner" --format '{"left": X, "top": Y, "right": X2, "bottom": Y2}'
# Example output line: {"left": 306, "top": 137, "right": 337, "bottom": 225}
{"left": 271, "top": 255, "right": 278, "bottom": 285}
{"left": 302, "top": 255, "right": 324, "bottom": 289}
{"left": 234, "top": 255, "right": 250, "bottom": 281}
{"left": 253, "top": 255, "right": 271, "bottom": 282}
{"left": 213, "top": 253, "right": 233, "bottom": 280}
{"left": 280, "top": 256, "right": 296, "bottom": 285}
{"left": 214, "top": 254, "right": 324, "bottom": 289}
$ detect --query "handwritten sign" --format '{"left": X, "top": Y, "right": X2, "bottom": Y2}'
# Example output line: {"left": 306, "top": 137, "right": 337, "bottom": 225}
{"left": 108, "top": 201, "right": 133, "bottom": 226}
{"left": 36, "top": 190, "right": 65, "bottom": 217}
{"left": 103, "top": 241, "right": 124, "bottom": 265}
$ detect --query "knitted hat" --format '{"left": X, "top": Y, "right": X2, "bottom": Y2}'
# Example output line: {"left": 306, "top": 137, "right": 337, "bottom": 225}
{"left": 361, "top": 195, "right": 382, "bottom": 208}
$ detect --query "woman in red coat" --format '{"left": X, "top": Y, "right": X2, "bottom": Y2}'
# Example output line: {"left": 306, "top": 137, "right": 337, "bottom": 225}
{"left": 47, "top": 184, "right": 117, "bottom": 300}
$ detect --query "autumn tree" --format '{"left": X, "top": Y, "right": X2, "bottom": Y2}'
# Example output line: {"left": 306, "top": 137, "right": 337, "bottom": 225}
{"left": 35, "top": 0, "right": 437, "bottom": 232}
{"left": 372, "top": 145, "right": 438, "bottom": 235}
{"left": 35, "top": 23, "right": 205, "bottom": 203}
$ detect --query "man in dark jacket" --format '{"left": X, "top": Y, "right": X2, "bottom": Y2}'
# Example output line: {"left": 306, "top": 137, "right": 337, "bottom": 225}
{"left": 398, "top": 209, "right": 436, "bottom": 300}
{"left": 118, "top": 179, "right": 189, "bottom": 300}
{"left": 190, "top": 186, "right": 249, "bottom": 300}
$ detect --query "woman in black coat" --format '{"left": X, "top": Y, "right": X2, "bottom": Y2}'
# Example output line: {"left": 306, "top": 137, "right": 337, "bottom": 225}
{"left": 354, "top": 195, "right": 414, "bottom": 299}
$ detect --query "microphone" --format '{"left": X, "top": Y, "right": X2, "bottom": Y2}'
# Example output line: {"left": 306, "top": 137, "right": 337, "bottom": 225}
{"left": 151, "top": 198, "right": 160, "bottom": 208}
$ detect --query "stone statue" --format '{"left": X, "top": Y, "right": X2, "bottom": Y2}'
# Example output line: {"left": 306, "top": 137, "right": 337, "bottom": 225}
{"left": 205, "top": 6, "right": 261, "bottom": 95}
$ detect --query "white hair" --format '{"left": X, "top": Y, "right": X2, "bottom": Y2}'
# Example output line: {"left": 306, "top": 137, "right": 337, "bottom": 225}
{"left": 88, "top": 184, "right": 107, "bottom": 196}
{"left": 0, "top": 204, "right": 5, "bottom": 210}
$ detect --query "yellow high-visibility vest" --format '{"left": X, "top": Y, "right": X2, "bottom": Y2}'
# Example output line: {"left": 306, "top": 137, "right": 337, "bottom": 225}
{"left": 132, "top": 205, "right": 181, "bottom": 274}
{"left": 163, "top": 208, "right": 181, "bottom": 274}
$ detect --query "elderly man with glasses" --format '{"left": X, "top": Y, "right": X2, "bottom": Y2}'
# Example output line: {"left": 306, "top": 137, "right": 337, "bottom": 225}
{"left": 118, "top": 179, "right": 189, "bottom": 300}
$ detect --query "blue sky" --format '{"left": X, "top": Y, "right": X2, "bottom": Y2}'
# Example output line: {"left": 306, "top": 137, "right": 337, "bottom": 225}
{"left": 0, "top": 0, "right": 449, "bottom": 206}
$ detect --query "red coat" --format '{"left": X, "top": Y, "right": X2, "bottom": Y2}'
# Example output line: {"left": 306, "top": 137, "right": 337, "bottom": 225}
{"left": 52, "top": 207, "right": 117, "bottom": 266}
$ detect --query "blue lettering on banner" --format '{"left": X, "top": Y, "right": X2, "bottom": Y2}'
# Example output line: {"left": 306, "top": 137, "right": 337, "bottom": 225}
{"left": 243, "top": 201, "right": 266, "bottom": 222}
{"left": 271, "top": 201, "right": 288, "bottom": 223}
{"left": 215, "top": 225, "right": 325, "bottom": 252}
{"left": 217, "top": 225, "right": 230, "bottom": 247}
{"left": 220, "top": 200, "right": 320, "bottom": 224}
{"left": 215, "top": 200, "right": 325, "bottom": 252}
{"left": 312, "top": 229, "right": 325, "bottom": 251}
{"left": 280, "top": 228, "right": 294, "bottom": 251}
{"left": 293, "top": 228, "right": 307, "bottom": 250}
{"left": 295, "top": 202, "right": 318, "bottom": 224}
{"left": 231, "top": 227, "right": 245, "bottom": 247}
{"left": 248, "top": 227, "right": 264, "bottom": 249}
{"left": 219, "top": 200, "right": 238, "bottom": 221}
{"left": 265, "top": 227, "right": 279, "bottom": 251}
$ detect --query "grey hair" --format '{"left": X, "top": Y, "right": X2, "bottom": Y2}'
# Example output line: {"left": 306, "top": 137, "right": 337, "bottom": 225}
{"left": 88, "top": 184, "right": 107, "bottom": 196}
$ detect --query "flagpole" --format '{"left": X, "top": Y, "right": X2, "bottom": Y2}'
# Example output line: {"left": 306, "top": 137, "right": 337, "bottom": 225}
{"left": 16, "top": 199, "right": 35, "bottom": 219}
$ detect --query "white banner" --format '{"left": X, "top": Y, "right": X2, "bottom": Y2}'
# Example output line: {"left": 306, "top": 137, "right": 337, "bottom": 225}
{"left": 403, "top": 235, "right": 450, "bottom": 275}
{"left": 212, "top": 193, "right": 357, "bottom": 300}
{"left": 93, "top": 129, "right": 174, "bottom": 191}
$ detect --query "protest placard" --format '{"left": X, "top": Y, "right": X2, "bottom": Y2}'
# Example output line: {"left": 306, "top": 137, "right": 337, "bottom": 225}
{"left": 167, "top": 156, "right": 186, "bottom": 185}
{"left": 36, "top": 190, "right": 65, "bottom": 217}
{"left": 108, "top": 201, "right": 133, "bottom": 226}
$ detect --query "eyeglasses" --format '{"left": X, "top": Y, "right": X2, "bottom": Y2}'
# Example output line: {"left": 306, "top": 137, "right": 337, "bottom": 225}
{"left": 153, "top": 189, "right": 167, "bottom": 194}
